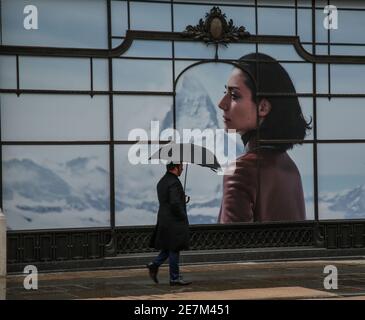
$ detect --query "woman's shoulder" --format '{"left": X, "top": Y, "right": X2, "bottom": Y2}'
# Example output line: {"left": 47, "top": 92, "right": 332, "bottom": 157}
{"left": 223, "top": 152, "right": 258, "bottom": 177}
{"left": 234, "top": 149, "right": 286, "bottom": 171}
{"left": 237, "top": 150, "right": 301, "bottom": 175}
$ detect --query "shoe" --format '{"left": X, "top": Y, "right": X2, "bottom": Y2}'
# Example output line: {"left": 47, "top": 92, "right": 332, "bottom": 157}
{"left": 146, "top": 262, "right": 159, "bottom": 284}
{"left": 170, "top": 278, "right": 192, "bottom": 286}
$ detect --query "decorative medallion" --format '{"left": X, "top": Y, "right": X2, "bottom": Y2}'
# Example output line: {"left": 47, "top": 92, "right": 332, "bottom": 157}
{"left": 182, "top": 7, "right": 250, "bottom": 46}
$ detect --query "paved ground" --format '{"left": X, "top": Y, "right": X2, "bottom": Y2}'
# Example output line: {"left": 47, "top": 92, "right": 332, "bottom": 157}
{"left": 3, "top": 259, "right": 365, "bottom": 300}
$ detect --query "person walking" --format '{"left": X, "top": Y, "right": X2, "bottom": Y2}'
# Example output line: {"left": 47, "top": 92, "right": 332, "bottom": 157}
{"left": 147, "top": 162, "right": 192, "bottom": 286}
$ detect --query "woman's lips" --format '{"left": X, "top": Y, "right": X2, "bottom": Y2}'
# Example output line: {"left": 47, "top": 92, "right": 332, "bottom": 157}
{"left": 223, "top": 116, "right": 231, "bottom": 122}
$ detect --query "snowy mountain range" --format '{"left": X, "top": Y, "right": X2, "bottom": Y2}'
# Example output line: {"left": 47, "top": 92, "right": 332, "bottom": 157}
{"left": 320, "top": 185, "right": 365, "bottom": 220}
{"left": 3, "top": 74, "right": 365, "bottom": 230}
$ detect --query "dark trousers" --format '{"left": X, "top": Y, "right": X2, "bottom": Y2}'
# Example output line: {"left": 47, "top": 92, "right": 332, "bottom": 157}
{"left": 152, "top": 250, "right": 180, "bottom": 281}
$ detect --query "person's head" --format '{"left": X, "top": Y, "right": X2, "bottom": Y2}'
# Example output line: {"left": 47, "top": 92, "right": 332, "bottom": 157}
{"left": 218, "top": 52, "right": 311, "bottom": 151}
{"left": 166, "top": 162, "right": 184, "bottom": 176}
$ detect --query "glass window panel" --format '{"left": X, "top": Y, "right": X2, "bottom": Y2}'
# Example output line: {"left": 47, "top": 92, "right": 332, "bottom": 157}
{"left": 280, "top": 63, "right": 313, "bottom": 93}
{"left": 258, "top": 44, "right": 304, "bottom": 61}
{"left": 174, "top": 5, "right": 255, "bottom": 35}
{"left": 1, "top": 0, "right": 108, "bottom": 48}
{"left": 317, "top": 44, "right": 365, "bottom": 56}
{"left": 315, "top": 45, "right": 329, "bottom": 55}
{"left": 124, "top": 41, "right": 172, "bottom": 58}
{"left": 174, "top": 4, "right": 216, "bottom": 32}
{"left": 3, "top": 145, "right": 110, "bottom": 230}
{"left": 93, "top": 59, "right": 109, "bottom": 91}
{"left": 111, "top": 0, "right": 129, "bottom": 37}
{"left": 315, "top": 0, "right": 328, "bottom": 5}
{"left": 298, "top": 9, "right": 312, "bottom": 43}
{"left": 130, "top": 2, "right": 171, "bottom": 32}
{"left": 298, "top": 0, "right": 312, "bottom": 7}
{"left": 176, "top": 63, "right": 233, "bottom": 132}
{"left": 113, "top": 59, "right": 173, "bottom": 91}
{"left": 114, "top": 96, "right": 173, "bottom": 140}
{"left": 331, "top": 10, "right": 365, "bottom": 44}
{"left": 303, "top": 44, "right": 313, "bottom": 55}
{"left": 181, "top": 164, "right": 223, "bottom": 224}
{"left": 316, "top": 9, "right": 328, "bottom": 43}
{"left": 0, "top": 56, "right": 17, "bottom": 89}
{"left": 258, "top": 0, "right": 295, "bottom": 5}
{"left": 247, "top": 62, "right": 313, "bottom": 94}
{"left": 317, "top": 64, "right": 365, "bottom": 94}
{"left": 255, "top": 99, "right": 313, "bottom": 141}
{"left": 174, "top": 42, "right": 216, "bottom": 59}
{"left": 316, "top": 7, "right": 365, "bottom": 43}
{"left": 114, "top": 145, "right": 165, "bottom": 226}
{"left": 174, "top": 60, "right": 198, "bottom": 81}
{"left": 218, "top": 43, "right": 256, "bottom": 60}
{"left": 299, "top": 98, "right": 314, "bottom": 141}
{"left": 176, "top": 0, "right": 254, "bottom": 4}
{"left": 20, "top": 57, "right": 90, "bottom": 90}
{"left": 287, "top": 143, "right": 315, "bottom": 220}
{"left": 258, "top": 8, "right": 295, "bottom": 36}
{"left": 317, "top": 98, "right": 365, "bottom": 140}
{"left": 320, "top": 0, "right": 365, "bottom": 9}
{"left": 318, "top": 144, "right": 365, "bottom": 220}
{"left": 112, "top": 38, "right": 124, "bottom": 49}
{"left": 1, "top": 94, "right": 109, "bottom": 141}
{"left": 219, "top": 6, "right": 256, "bottom": 34}
{"left": 326, "top": 45, "right": 365, "bottom": 56}
{"left": 316, "top": 8, "right": 365, "bottom": 43}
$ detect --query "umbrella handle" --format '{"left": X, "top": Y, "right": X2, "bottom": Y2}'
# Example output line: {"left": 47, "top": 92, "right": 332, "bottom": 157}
{"left": 185, "top": 195, "right": 190, "bottom": 204}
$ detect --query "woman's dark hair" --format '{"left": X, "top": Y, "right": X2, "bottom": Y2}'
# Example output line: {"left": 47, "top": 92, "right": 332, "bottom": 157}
{"left": 234, "top": 52, "right": 312, "bottom": 152}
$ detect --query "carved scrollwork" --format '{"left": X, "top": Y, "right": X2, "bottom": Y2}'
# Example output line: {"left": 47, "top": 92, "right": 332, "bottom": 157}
{"left": 182, "top": 6, "right": 250, "bottom": 46}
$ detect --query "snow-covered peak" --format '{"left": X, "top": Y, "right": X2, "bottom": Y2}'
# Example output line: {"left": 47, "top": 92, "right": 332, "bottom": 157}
{"left": 327, "top": 184, "right": 365, "bottom": 217}
{"left": 176, "top": 74, "right": 219, "bottom": 130}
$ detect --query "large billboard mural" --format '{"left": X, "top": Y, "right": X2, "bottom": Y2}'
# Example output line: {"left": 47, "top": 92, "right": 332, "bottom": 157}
{"left": 1, "top": 0, "right": 365, "bottom": 230}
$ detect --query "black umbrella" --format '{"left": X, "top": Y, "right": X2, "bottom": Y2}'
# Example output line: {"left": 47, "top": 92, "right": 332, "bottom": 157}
{"left": 149, "top": 142, "right": 220, "bottom": 170}
{"left": 149, "top": 142, "right": 221, "bottom": 194}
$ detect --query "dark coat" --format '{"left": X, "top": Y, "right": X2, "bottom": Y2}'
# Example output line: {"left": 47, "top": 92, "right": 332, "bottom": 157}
{"left": 218, "top": 148, "right": 306, "bottom": 223}
{"left": 150, "top": 172, "right": 190, "bottom": 251}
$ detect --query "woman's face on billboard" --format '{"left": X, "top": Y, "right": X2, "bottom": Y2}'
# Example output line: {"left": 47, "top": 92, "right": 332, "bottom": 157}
{"left": 218, "top": 68, "right": 270, "bottom": 134}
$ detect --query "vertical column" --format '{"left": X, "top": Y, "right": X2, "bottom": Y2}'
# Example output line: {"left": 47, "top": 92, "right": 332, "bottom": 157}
{"left": 254, "top": 0, "right": 261, "bottom": 222}
{"left": 312, "top": 0, "right": 319, "bottom": 223}
{"left": 0, "top": 209, "right": 6, "bottom": 300}
{"left": 0, "top": 2, "right": 5, "bottom": 299}
{"left": 312, "top": 0, "right": 323, "bottom": 247}
{"left": 0, "top": 209, "right": 5, "bottom": 276}
{"left": 105, "top": 0, "right": 116, "bottom": 255}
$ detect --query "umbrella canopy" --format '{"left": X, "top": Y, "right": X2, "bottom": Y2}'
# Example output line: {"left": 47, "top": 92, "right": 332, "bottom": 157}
{"left": 149, "top": 142, "right": 221, "bottom": 171}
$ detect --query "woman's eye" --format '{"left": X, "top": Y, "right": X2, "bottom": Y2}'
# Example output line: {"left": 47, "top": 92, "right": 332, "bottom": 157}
{"left": 223, "top": 89, "right": 239, "bottom": 100}
{"left": 231, "top": 93, "right": 239, "bottom": 100}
